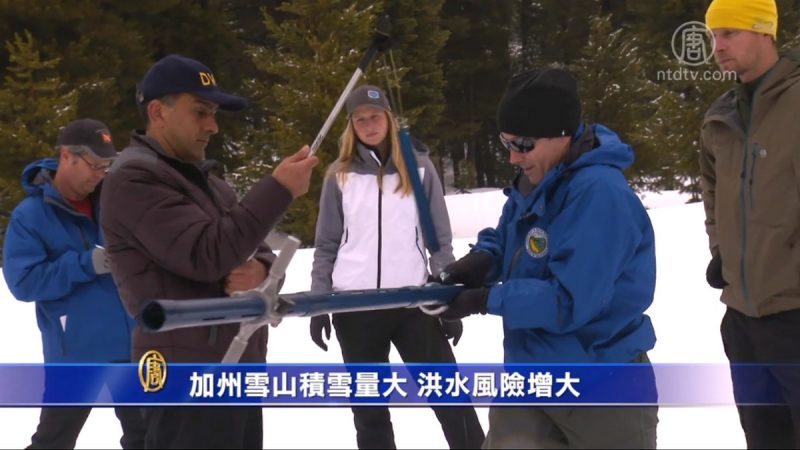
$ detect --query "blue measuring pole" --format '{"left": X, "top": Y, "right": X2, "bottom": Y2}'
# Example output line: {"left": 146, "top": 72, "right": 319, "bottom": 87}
{"left": 397, "top": 126, "right": 440, "bottom": 253}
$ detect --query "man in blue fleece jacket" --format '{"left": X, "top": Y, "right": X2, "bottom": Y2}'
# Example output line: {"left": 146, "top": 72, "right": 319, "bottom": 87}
{"left": 435, "top": 67, "right": 658, "bottom": 449}
{"left": 3, "top": 119, "right": 145, "bottom": 449}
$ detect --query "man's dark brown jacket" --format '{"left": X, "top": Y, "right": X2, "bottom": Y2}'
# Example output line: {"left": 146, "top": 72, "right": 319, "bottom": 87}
{"left": 100, "top": 131, "right": 292, "bottom": 362}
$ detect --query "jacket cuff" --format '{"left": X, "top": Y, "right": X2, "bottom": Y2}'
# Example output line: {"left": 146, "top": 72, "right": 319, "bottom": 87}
{"left": 486, "top": 287, "right": 503, "bottom": 316}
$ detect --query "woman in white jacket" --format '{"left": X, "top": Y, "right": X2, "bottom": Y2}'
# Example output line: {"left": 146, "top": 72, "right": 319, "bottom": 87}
{"left": 309, "top": 85, "right": 484, "bottom": 450}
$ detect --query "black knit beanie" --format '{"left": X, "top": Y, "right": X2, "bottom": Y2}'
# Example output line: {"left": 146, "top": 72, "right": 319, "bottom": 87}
{"left": 496, "top": 67, "right": 581, "bottom": 138}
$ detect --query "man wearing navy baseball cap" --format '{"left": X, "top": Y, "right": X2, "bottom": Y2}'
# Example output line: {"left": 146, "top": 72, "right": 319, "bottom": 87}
{"left": 100, "top": 54, "right": 318, "bottom": 449}
{"left": 136, "top": 54, "right": 248, "bottom": 112}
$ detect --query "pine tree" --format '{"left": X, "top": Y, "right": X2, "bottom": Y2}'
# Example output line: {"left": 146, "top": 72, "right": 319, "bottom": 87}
{"left": 437, "top": 0, "right": 515, "bottom": 189}
{"left": 0, "top": 31, "right": 77, "bottom": 259}
{"left": 569, "top": 14, "right": 670, "bottom": 191}
{"left": 454, "top": 159, "right": 476, "bottom": 194}
{"left": 0, "top": 0, "right": 252, "bottom": 168}
{"left": 380, "top": 0, "right": 448, "bottom": 139}
{"left": 777, "top": 0, "right": 800, "bottom": 49}
{"left": 240, "top": 0, "right": 376, "bottom": 244}
{"left": 512, "top": 0, "right": 599, "bottom": 71}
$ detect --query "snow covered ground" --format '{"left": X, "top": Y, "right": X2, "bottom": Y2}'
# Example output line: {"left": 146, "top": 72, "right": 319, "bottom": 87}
{"left": 0, "top": 188, "right": 745, "bottom": 449}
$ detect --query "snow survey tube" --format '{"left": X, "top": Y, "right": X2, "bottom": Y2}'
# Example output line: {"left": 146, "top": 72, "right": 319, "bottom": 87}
{"left": 139, "top": 283, "right": 462, "bottom": 333}
{"left": 140, "top": 296, "right": 266, "bottom": 333}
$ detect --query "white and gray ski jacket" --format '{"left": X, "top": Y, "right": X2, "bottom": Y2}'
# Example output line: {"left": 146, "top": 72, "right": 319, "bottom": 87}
{"left": 311, "top": 141, "right": 454, "bottom": 293}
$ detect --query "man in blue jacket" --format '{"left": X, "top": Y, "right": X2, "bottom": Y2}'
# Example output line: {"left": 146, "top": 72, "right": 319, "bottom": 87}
{"left": 435, "top": 68, "right": 658, "bottom": 448}
{"left": 3, "top": 118, "right": 145, "bottom": 449}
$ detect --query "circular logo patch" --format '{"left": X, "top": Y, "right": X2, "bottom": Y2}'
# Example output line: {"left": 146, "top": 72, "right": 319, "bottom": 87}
{"left": 526, "top": 227, "right": 549, "bottom": 258}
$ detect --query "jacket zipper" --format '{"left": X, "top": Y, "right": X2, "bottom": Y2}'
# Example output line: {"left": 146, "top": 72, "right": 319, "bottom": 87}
{"left": 748, "top": 144, "right": 759, "bottom": 208}
{"left": 739, "top": 141, "right": 750, "bottom": 310}
{"left": 739, "top": 108, "right": 757, "bottom": 314}
{"left": 51, "top": 200, "right": 93, "bottom": 356}
{"left": 377, "top": 182, "right": 383, "bottom": 289}
{"left": 414, "top": 227, "right": 426, "bottom": 266}
{"left": 506, "top": 246, "right": 524, "bottom": 280}
{"left": 705, "top": 113, "right": 752, "bottom": 312}
{"left": 374, "top": 151, "right": 385, "bottom": 289}
{"left": 506, "top": 213, "right": 533, "bottom": 279}
{"left": 42, "top": 188, "right": 133, "bottom": 357}
{"left": 77, "top": 226, "right": 91, "bottom": 250}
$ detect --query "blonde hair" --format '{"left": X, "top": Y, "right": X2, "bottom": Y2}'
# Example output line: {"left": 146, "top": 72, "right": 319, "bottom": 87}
{"left": 336, "top": 110, "right": 412, "bottom": 196}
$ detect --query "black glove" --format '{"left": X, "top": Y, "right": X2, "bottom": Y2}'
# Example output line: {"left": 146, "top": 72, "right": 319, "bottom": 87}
{"left": 706, "top": 250, "right": 727, "bottom": 289}
{"left": 440, "top": 252, "right": 494, "bottom": 288}
{"left": 440, "top": 287, "right": 489, "bottom": 320}
{"left": 310, "top": 315, "right": 331, "bottom": 351}
{"left": 440, "top": 319, "right": 463, "bottom": 346}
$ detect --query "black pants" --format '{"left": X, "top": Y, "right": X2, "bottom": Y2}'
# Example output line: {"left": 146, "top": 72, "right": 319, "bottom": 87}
{"left": 332, "top": 308, "right": 485, "bottom": 449}
{"left": 28, "top": 407, "right": 145, "bottom": 449}
{"left": 29, "top": 360, "right": 147, "bottom": 449}
{"left": 721, "top": 307, "right": 800, "bottom": 449}
{"left": 142, "top": 407, "right": 262, "bottom": 449}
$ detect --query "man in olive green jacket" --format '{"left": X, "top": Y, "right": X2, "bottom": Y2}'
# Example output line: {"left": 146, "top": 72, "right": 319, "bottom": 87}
{"left": 701, "top": 0, "right": 800, "bottom": 447}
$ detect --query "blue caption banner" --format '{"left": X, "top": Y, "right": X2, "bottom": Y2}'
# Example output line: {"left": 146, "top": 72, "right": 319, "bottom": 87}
{"left": 0, "top": 363, "right": 792, "bottom": 406}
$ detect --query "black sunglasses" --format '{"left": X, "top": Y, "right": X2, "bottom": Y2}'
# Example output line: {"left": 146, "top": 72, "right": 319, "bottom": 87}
{"left": 499, "top": 134, "right": 537, "bottom": 153}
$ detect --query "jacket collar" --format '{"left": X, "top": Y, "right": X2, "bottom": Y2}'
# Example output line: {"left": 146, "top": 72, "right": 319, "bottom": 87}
{"left": 129, "top": 130, "right": 218, "bottom": 175}
{"left": 355, "top": 142, "right": 399, "bottom": 173}
{"left": 20, "top": 158, "right": 102, "bottom": 218}
{"left": 704, "top": 53, "right": 800, "bottom": 134}
{"left": 505, "top": 124, "right": 630, "bottom": 218}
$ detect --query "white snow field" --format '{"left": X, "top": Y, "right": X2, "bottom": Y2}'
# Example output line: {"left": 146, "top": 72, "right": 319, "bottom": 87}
{"left": 0, "top": 188, "right": 745, "bottom": 448}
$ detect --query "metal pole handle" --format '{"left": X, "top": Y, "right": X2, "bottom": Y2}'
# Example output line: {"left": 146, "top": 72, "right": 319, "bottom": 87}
{"left": 221, "top": 235, "right": 301, "bottom": 363}
{"left": 309, "top": 69, "right": 365, "bottom": 155}
{"left": 308, "top": 14, "right": 390, "bottom": 155}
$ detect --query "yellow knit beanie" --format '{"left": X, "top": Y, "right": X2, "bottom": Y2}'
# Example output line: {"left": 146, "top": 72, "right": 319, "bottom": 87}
{"left": 706, "top": 0, "right": 778, "bottom": 39}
